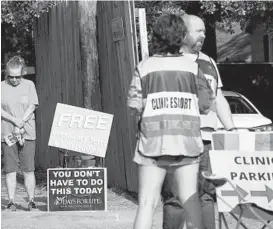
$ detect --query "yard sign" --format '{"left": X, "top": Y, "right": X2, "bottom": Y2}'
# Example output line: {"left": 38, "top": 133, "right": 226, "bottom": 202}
{"left": 210, "top": 132, "right": 273, "bottom": 212}
{"left": 47, "top": 167, "right": 107, "bottom": 212}
{"left": 48, "top": 103, "right": 113, "bottom": 157}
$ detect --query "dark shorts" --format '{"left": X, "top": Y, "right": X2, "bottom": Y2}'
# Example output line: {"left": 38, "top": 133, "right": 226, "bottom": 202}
{"left": 2, "top": 140, "right": 36, "bottom": 173}
{"left": 134, "top": 150, "right": 201, "bottom": 167}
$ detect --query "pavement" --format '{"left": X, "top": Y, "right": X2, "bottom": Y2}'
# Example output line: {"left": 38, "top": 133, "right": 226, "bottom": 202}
{"left": 1, "top": 173, "right": 273, "bottom": 229}
{"left": 1, "top": 173, "right": 163, "bottom": 229}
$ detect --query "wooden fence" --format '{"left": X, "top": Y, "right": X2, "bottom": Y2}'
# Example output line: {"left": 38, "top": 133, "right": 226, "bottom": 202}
{"left": 97, "top": 0, "right": 139, "bottom": 192}
{"left": 33, "top": 1, "right": 273, "bottom": 194}
{"left": 33, "top": 1, "right": 83, "bottom": 169}
{"left": 34, "top": 0, "right": 144, "bottom": 192}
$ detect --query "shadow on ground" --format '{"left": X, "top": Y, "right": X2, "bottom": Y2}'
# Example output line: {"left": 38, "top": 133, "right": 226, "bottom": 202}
{"left": 1, "top": 199, "right": 29, "bottom": 211}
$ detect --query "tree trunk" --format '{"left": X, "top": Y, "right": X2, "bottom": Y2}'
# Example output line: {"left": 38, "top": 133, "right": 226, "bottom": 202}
{"left": 203, "top": 15, "right": 217, "bottom": 61}
{"left": 78, "top": 1, "right": 103, "bottom": 167}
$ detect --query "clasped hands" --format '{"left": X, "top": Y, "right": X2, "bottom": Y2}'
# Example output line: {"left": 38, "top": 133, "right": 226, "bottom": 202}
{"left": 13, "top": 118, "right": 26, "bottom": 129}
{"left": 13, "top": 118, "right": 26, "bottom": 146}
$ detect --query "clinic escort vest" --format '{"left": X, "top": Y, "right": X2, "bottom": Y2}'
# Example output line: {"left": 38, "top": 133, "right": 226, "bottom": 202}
{"left": 135, "top": 55, "right": 205, "bottom": 157}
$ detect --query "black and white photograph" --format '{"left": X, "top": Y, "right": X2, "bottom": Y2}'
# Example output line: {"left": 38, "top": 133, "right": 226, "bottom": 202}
{"left": 1, "top": 1, "right": 273, "bottom": 229}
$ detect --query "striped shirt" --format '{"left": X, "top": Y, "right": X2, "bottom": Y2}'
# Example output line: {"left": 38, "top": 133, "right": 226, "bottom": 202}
{"left": 127, "top": 54, "right": 214, "bottom": 157}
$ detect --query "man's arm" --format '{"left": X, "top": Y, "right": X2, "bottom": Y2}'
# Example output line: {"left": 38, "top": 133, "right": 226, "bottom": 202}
{"left": 215, "top": 89, "right": 235, "bottom": 130}
{"left": 210, "top": 57, "right": 236, "bottom": 130}
{"left": 127, "top": 68, "right": 143, "bottom": 116}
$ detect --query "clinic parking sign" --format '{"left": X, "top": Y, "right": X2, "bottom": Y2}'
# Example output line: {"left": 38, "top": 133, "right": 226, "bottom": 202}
{"left": 47, "top": 168, "right": 107, "bottom": 212}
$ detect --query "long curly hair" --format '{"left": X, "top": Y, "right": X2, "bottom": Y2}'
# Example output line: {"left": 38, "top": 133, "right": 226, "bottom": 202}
{"left": 150, "top": 14, "right": 187, "bottom": 55}
{"left": 5, "top": 55, "right": 27, "bottom": 78}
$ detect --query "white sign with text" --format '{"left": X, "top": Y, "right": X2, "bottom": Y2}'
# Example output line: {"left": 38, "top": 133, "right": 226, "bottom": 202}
{"left": 209, "top": 150, "right": 273, "bottom": 212}
{"left": 48, "top": 103, "right": 113, "bottom": 157}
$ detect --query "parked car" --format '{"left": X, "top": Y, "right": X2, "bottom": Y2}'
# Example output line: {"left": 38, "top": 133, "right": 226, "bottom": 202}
{"left": 217, "top": 90, "right": 273, "bottom": 131}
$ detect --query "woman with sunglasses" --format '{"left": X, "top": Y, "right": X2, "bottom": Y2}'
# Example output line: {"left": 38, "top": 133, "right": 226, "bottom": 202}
{"left": 1, "top": 55, "right": 39, "bottom": 211}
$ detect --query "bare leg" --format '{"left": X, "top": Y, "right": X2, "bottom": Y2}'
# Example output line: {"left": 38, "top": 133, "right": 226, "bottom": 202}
{"left": 23, "top": 172, "right": 36, "bottom": 201}
{"left": 133, "top": 165, "right": 166, "bottom": 229}
{"left": 6, "top": 172, "right": 17, "bottom": 202}
{"left": 173, "top": 163, "right": 204, "bottom": 229}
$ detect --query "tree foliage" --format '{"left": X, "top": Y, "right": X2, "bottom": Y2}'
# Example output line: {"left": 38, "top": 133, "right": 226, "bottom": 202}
{"left": 134, "top": 1, "right": 273, "bottom": 56}
{"left": 2, "top": 1, "right": 273, "bottom": 64}
{"left": 135, "top": 1, "right": 273, "bottom": 33}
{"left": 1, "top": 1, "right": 59, "bottom": 66}
{"left": 1, "top": 1, "right": 59, "bottom": 32}
{"left": 200, "top": 1, "right": 273, "bottom": 33}
{"left": 1, "top": 22, "right": 34, "bottom": 65}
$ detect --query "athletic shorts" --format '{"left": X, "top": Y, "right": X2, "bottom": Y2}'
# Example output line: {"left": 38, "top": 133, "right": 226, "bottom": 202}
{"left": 133, "top": 150, "right": 201, "bottom": 167}
{"left": 2, "top": 140, "right": 36, "bottom": 173}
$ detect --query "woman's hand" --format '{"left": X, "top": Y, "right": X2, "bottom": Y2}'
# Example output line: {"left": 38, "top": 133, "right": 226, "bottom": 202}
{"left": 13, "top": 126, "right": 21, "bottom": 135}
{"left": 13, "top": 126, "right": 26, "bottom": 146}
{"left": 13, "top": 118, "right": 25, "bottom": 128}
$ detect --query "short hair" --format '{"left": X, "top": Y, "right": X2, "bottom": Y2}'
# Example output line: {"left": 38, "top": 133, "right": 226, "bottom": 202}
{"left": 150, "top": 14, "right": 187, "bottom": 55}
{"left": 6, "top": 55, "right": 27, "bottom": 77}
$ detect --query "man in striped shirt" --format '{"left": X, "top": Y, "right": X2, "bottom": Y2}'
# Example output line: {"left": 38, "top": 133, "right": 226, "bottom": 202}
{"left": 162, "top": 14, "right": 237, "bottom": 229}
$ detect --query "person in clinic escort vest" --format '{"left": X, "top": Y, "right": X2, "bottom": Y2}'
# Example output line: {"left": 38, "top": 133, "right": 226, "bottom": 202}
{"left": 161, "top": 14, "right": 237, "bottom": 229}
{"left": 127, "top": 14, "right": 214, "bottom": 229}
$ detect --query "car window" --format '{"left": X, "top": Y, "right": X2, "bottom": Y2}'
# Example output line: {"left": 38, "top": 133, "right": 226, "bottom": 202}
{"left": 225, "top": 96, "right": 257, "bottom": 114}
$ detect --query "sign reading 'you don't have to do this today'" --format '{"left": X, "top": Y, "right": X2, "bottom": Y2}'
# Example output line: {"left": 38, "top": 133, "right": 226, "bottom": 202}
{"left": 47, "top": 168, "right": 107, "bottom": 212}
{"left": 48, "top": 103, "right": 113, "bottom": 157}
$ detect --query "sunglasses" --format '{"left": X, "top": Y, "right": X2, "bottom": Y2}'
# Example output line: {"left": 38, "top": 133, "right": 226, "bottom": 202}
{"left": 7, "top": 75, "right": 22, "bottom": 80}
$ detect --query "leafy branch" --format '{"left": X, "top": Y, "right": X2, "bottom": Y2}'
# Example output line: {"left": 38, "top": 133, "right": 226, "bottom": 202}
{"left": 1, "top": 1, "right": 60, "bottom": 32}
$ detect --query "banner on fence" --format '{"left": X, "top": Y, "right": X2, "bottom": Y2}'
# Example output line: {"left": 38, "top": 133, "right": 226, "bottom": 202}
{"left": 212, "top": 132, "right": 273, "bottom": 151}
{"left": 48, "top": 103, "right": 113, "bottom": 157}
{"left": 47, "top": 168, "right": 107, "bottom": 212}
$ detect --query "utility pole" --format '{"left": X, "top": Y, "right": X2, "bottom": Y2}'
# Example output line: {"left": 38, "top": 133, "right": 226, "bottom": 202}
{"left": 78, "top": 1, "right": 103, "bottom": 167}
